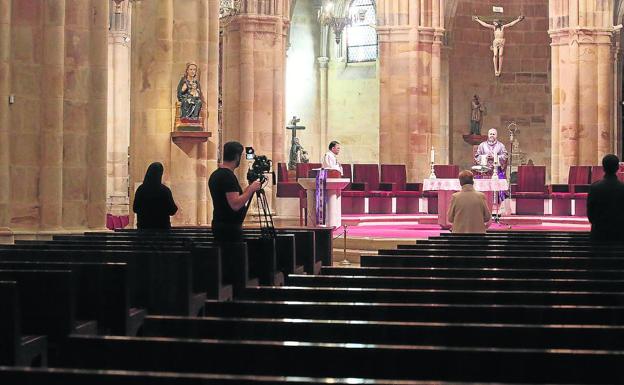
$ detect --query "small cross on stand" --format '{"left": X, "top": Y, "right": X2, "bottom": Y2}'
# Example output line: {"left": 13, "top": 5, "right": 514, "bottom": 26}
{"left": 286, "top": 116, "right": 306, "bottom": 170}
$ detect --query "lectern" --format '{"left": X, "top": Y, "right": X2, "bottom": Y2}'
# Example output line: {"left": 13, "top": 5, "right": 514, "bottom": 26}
{"left": 298, "top": 177, "right": 350, "bottom": 228}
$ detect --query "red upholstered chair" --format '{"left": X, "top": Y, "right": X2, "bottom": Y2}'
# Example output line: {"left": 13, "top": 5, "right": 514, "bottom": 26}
{"left": 549, "top": 166, "right": 591, "bottom": 216}
{"left": 342, "top": 164, "right": 366, "bottom": 214}
{"left": 424, "top": 165, "right": 459, "bottom": 214}
{"left": 513, "top": 165, "right": 547, "bottom": 215}
{"left": 276, "top": 163, "right": 302, "bottom": 198}
{"left": 591, "top": 166, "right": 605, "bottom": 183}
{"left": 381, "top": 164, "right": 422, "bottom": 214}
{"left": 352, "top": 164, "right": 393, "bottom": 214}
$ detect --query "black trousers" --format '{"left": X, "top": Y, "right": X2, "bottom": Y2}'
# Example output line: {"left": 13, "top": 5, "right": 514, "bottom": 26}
{"left": 212, "top": 222, "right": 243, "bottom": 244}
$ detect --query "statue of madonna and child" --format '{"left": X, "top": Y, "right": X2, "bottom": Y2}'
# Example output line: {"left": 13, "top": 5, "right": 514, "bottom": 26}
{"left": 175, "top": 62, "right": 204, "bottom": 130}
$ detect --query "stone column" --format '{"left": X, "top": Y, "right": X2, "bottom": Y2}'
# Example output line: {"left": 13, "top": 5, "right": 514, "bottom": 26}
{"left": 130, "top": 0, "right": 174, "bottom": 221}
{"left": 39, "top": 0, "right": 65, "bottom": 230}
{"left": 318, "top": 56, "right": 329, "bottom": 150}
{"left": 130, "top": 0, "right": 219, "bottom": 226}
{"left": 0, "top": 0, "right": 11, "bottom": 228}
{"left": 9, "top": 0, "right": 43, "bottom": 229}
{"left": 86, "top": 0, "right": 109, "bottom": 229}
{"left": 221, "top": 0, "right": 291, "bottom": 204}
{"left": 107, "top": 0, "right": 132, "bottom": 217}
{"left": 549, "top": 0, "right": 617, "bottom": 182}
{"left": 378, "top": 0, "right": 445, "bottom": 180}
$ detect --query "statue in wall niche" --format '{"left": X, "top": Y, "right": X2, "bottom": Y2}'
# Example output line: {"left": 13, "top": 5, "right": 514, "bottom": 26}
{"left": 175, "top": 62, "right": 204, "bottom": 131}
{"left": 470, "top": 95, "right": 485, "bottom": 135}
{"left": 472, "top": 15, "right": 525, "bottom": 77}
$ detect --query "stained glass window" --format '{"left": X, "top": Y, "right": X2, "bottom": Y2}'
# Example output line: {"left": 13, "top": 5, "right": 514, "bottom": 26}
{"left": 346, "top": 0, "right": 377, "bottom": 63}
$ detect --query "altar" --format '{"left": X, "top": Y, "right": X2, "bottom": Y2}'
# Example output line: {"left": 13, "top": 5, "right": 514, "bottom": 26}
{"left": 424, "top": 178, "right": 509, "bottom": 228}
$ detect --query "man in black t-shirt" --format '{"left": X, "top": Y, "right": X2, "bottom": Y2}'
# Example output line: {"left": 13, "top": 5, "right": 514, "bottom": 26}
{"left": 209, "top": 141, "right": 261, "bottom": 243}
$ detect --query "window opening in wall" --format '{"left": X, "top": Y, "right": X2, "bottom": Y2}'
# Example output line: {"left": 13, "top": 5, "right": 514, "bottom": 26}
{"left": 346, "top": 0, "right": 377, "bottom": 63}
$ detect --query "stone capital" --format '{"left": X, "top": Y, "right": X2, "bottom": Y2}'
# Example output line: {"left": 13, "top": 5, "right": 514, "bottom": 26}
{"left": 317, "top": 56, "right": 329, "bottom": 68}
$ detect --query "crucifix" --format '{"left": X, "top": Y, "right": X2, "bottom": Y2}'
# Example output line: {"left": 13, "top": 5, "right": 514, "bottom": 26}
{"left": 472, "top": 14, "right": 525, "bottom": 77}
{"left": 287, "top": 116, "right": 306, "bottom": 170}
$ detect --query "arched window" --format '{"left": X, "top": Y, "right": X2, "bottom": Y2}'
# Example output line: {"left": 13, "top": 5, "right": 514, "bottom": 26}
{"left": 346, "top": 0, "right": 377, "bottom": 63}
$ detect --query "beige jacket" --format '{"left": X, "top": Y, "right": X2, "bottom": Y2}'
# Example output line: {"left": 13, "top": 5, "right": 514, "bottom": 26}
{"left": 447, "top": 184, "right": 491, "bottom": 233}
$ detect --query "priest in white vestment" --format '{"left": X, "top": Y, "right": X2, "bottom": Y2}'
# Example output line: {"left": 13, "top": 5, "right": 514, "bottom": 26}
{"left": 321, "top": 141, "right": 343, "bottom": 175}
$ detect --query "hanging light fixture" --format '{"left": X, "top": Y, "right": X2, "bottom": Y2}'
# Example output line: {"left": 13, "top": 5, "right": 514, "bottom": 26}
{"left": 219, "top": 0, "right": 242, "bottom": 27}
{"left": 318, "top": 0, "right": 351, "bottom": 44}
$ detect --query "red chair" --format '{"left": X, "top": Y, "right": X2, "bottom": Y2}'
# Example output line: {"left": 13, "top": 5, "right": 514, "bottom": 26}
{"left": 513, "top": 165, "right": 547, "bottom": 215}
{"left": 549, "top": 166, "right": 591, "bottom": 216}
{"left": 353, "top": 164, "right": 396, "bottom": 214}
{"left": 424, "top": 165, "right": 459, "bottom": 214}
{"left": 276, "top": 163, "right": 302, "bottom": 198}
{"left": 380, "top": 164, "right": 422, "bottom": 214}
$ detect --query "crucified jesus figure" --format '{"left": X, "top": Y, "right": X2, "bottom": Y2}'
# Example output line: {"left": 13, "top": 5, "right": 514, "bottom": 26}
{"left": 472, "top": 15, "right": 525, "bottom": 77}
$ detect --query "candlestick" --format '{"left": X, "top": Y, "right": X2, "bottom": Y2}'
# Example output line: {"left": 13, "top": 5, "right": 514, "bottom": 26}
{"left": 429, "top": 161, "right": 437, "bottom": 180}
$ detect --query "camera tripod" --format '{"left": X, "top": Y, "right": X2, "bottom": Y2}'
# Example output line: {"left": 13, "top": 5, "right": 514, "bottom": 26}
{"left": 250, "top": 186, "right": 276, "bottom": 239}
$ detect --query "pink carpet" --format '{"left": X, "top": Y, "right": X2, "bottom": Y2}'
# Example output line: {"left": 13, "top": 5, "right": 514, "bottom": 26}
{"left": 334, "top": 218, "right": 590, "bottom": 239}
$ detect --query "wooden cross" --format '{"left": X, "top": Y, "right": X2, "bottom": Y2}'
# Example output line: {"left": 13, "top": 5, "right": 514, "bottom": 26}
{"left": 287, "top": 116, "right": 306, "bottom": 170}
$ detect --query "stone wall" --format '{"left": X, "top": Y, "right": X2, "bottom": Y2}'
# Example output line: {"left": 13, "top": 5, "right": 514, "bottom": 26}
{"left": 285, "top": 0, "right": 321, "bottom": 162}
{"left": 327, "top": 61, "right": 380, "bottom": 164}
{"left": 449, "top": 0, "right": 551, "bottom": 179}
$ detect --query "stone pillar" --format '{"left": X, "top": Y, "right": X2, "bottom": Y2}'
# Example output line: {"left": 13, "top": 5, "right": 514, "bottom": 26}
{"left": 378, "top": 0, "right": 445, "bottom": 180}
{"left": 9, "top": 0, "right": 44, "bottom": 229}
{"left": 87, "top": 0, "right": 109, "bottom": 229}
{"left": 221, "top": 0, "right": 291, "bottom": 203}
{"left": 549, "top": 0, "right": 617, "bottom": 182}
{"left": 130, "top": 0, "right": 174, "bottom": 222}
{"left": 318, "top": 56, "right": 329, "bottom": 150}
{"left": 107, "top": 0, "right": 132, "bottom": 217}
{"left": 39, "top": 0, "right": 65, "bottom": 230}
{"left": 0, "top": 0, "right": 11, "bottom": 228}
{"left": 131, "top": 0, "right": 219, "bottom": 226}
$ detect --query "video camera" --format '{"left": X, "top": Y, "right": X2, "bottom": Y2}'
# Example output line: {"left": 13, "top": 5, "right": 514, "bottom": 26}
{"left": 245, "top": 147, "right": 273, "bottom": 184}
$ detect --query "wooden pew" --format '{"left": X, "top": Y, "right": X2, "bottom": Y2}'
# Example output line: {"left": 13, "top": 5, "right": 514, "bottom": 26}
{"left": 285, "top": 274, "right": 624, "bottom": 292}
{"left": 204, "top": 300, "right": 624, "bottom": 324}
{"left": 239, "top": 286, "right": 624, "bottom": 306}
{"left": 0, "top": 270, "right": 97, "bottom": 343}
{"left": 361, "top": 255, "right": 624, "bottom": 269}
{"left": 322, "top": 266, "right": 624, "bottom": 280}
{"left": 44, "top": 238, "right": 236, "bottom": 301}
{"left": 0, "top": 366, "right": 498, "bottom": 385}
{"left": 59, "top": 334, "right": 624, "bottom": 383}
{"left": 141, "top": 315, "right": 624, "bottom": 350}
{"left": 0, "top": 281, "right": 47, "bottom": 367}
{"left": 53, "top": 233, "right": 283, "bottom": 288}
{"left": 0, "top": 261, "right": 143, "bottom": 336}
{"left": 0, "top": 248, "right": 203, "bottom": 316}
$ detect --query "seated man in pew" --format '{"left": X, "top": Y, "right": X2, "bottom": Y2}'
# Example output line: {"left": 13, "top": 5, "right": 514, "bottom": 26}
{"left": 447, "top": 170, "right": 491, "bottom": 233}
{"left": 209, "top": 141, "right": 261, "bottom": 243}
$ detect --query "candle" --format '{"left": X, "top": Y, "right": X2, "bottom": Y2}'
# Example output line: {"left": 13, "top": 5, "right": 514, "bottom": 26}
{"left": 480, "top": 155, "right": 487, "bottom": 166}
{"left": 494, "top": 154, "right": 499, "bottom": 165}
{"left": 430, "top": 147, "right": 435, "bottom": 163}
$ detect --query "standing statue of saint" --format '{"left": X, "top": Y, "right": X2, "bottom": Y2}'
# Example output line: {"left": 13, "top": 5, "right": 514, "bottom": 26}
{"left": 470, "top": 95, "right": 485, "bottom": 135}
{"left": 472, "top": 15, "right": 525, "bottom": 77}
{"left": 177, "top": 63, "right": 203, "bottom": 120}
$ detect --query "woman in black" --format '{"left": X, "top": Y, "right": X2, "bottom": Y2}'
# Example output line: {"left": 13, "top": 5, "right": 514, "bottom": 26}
{"left": 133, "top": 162, "right": 178, "bottom": 230}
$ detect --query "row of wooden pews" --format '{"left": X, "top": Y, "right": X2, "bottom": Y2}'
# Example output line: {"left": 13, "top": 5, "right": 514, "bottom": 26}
{"left": 1, "top": 228, "right": 623, "bottom": 383}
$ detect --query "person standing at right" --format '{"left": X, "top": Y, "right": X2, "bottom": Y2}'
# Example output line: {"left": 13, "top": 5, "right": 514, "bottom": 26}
{"left": 587, "top": 154, "right": 624, "bottom": 243}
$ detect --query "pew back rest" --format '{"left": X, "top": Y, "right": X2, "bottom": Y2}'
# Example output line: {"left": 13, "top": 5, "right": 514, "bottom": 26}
{"left": 0, "top": 281, "right": 19, "bottom": 364}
